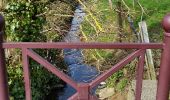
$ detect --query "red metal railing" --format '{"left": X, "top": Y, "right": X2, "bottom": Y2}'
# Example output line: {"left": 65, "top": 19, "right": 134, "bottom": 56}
{"left": 0, "top": 14, "right": 170, "bottom": 100}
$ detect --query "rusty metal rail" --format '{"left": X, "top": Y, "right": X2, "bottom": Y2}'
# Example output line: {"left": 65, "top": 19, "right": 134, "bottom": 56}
{"left": 2, "top": 42, "right": 163, "bottom": 49}
{"left": 0, "top": 14, "right": 170, "bottom": 100}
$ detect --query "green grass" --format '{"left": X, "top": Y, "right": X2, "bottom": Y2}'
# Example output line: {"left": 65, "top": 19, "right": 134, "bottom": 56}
{"left": 80, "top": 0, "right": 170, "bottom": 93}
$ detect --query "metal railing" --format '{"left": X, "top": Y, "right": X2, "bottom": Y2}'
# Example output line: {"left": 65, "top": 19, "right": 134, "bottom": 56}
{"left": 0, "top": 14, "right": 170, "bottom": 100}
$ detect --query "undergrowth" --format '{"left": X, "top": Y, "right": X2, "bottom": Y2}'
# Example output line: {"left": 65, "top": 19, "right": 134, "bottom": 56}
{"left": 79, "top": 0, "right": 169, "bottom": 94}
{"left": 4, "top": 0, "right": 77, "bottom": 99}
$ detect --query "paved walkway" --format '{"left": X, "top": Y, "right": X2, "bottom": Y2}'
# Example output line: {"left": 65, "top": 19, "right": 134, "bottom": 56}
{"left": 127, "top": 80, "right": 157, "bottom": 100}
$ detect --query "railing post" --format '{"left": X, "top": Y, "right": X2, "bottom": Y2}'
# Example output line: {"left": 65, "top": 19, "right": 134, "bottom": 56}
{"left": 156, "top": 13, "right": 170, "bottom": 100}
{"left": 77, "top": 83, "right": 90, "bottom": 100}
{"left": 0, "top": 15, "right": 9, "bottom": 100}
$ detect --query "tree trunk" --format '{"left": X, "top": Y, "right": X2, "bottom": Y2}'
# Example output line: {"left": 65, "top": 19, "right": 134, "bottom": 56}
{"left": 117, "top": 1, "right": 123, "bottom": 42}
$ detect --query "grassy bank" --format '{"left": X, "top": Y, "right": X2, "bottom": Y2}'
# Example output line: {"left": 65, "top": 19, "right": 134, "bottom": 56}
{"left": 80, "top": 0, "right": 170, "bottom": 96}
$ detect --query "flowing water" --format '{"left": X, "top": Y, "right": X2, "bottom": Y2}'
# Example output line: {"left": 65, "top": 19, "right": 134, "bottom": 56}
{"left": 58, "top": 5, "right": 100, "bottom": 100}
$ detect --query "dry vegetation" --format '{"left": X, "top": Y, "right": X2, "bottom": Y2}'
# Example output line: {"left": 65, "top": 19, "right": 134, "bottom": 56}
{"left": 42, "top": 0, "right": 75, "bottom": 42}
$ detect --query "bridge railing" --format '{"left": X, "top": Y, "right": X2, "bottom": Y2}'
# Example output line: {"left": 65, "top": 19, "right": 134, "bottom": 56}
{"left": 0, "top": 14, "right": 170, "bottom": 100}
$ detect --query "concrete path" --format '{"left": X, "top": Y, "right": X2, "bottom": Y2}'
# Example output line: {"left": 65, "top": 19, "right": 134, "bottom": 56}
{"left": 127, "top": 80, "right": 157, "bottom": 100}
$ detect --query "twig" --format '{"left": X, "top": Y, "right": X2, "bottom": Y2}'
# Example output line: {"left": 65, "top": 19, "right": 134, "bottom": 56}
{"left": 36, "top": 12, "right": 47, "bottom": 17}
{"left": 137, "top": 1, "right": 148, "bottom": 21}
{"left": 40, "top": 28, "right": 53, "bottom": 33}
{"left": 77, "top": 0, "right": 104, "bottom": 32}
{"left": 108, "top": 0, "right": 113, "bottom": 10}
{"left": 121, "top": 0, "right": 130, "bottom": 14}
{"left": 85, "top": 16, "right": 99, "bottom": 34}
{"left": 53, "top": 14, "right": 73, "bottom": 17}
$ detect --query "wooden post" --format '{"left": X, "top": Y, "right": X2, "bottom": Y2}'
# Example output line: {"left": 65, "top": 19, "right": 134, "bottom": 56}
{"left": 138, "top": 21, "right": 156, "bottom": 80}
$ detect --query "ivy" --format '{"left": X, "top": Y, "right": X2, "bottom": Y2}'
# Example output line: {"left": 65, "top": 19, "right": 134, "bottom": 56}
{"left": 5, "top": 1, "right": 46, "bottom": 42}
{"left": 5, "top": 1, "right": 66, "bottom": 100}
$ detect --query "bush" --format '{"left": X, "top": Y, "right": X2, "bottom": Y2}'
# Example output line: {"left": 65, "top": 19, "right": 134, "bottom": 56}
{"left": 5, "top": 1, "right": 67, "bottom": 99}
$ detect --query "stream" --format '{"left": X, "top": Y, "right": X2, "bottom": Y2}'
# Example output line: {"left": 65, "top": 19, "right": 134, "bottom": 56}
{"left": 58, "top": 5, "right": 100, "bottom": 100}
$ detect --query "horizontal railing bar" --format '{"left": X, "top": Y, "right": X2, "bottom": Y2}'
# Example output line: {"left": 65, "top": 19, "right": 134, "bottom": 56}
{"left": 2, "top": 42, "right": 163, "bottom": 49}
